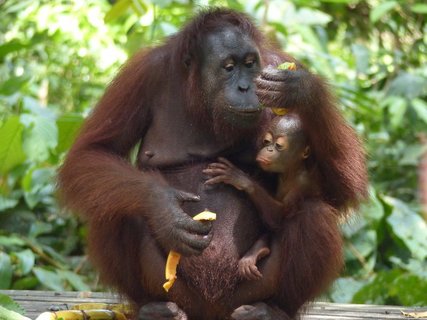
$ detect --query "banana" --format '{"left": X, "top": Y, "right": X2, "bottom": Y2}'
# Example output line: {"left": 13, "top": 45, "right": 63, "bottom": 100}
{"left": 271, "top": 62, "right": 297, "bottom": 116}
{"left": 35, "top": 309, "right": 127, "bottom": 320}
{"left": 192, "top": 210, "right": 217, "bottom": 221}
{"left": 71, "top": 303, "right": 131, "bottom": 313}
{"left": 163, "top": 209, "right": 217, "bottom": 292}
{"left": 277, "top": 62, "right": 297, "bottom": 71}
{"left": 163, "top": 250, "right": 181, "bottom": 292}
{"left": 271, "top": 108, "right": 288, "bottom": 116}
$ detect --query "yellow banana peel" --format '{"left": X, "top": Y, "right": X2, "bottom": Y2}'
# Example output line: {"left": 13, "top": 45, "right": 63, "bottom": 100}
{"left": 71, "top": 302, "right": 131, "bottom": 314}
{"left": 35, "top": 309, "right": 127, "bottom": 320}
{"left": 163, "top": 209, "right": 217, "bottom": 292}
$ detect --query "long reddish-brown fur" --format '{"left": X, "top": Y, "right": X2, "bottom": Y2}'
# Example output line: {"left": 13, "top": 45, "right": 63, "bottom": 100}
{"left": 58, "top": 8, "right": 368, "bottom": 319}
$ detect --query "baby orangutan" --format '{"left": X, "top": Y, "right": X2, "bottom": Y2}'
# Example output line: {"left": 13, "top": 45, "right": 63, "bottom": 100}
{"left": 204, "top": 113, "right": 317, "bottom": 280}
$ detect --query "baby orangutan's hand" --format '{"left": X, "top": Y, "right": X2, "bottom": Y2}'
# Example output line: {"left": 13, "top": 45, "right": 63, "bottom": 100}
{"left": 239, "top": 255, "right": 262, "bottom": 281}
{"left": 203, "top": 157, "right": 254, "bottom": 193}
{"left": 238, "top": 247, "right": 270, "bottom": 281}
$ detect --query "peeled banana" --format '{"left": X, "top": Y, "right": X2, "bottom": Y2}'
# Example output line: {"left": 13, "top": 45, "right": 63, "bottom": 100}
{"left": 163, "top": 209, "right": 217, "bottom": 292}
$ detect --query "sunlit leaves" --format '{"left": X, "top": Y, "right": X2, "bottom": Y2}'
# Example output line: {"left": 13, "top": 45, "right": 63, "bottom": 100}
{"left": 56, "top": 114, "right": 84, "bottom": 154}
{"left": 370, "top": 1, "right": 398, "bottom": 23}
{"left": 353, "top": 270, "right": 427, "bottom": 306}
{"left": 385, "top": 197, "right": 427, "bottom": 261}
{"left": 0, "top": 117, "right": 26, "bottom": 174}
{"left": 411, "top": 3, "right": 427, "bottom": 14}
{"left": 105, "top": 0, "right": 133, "bottom": 23}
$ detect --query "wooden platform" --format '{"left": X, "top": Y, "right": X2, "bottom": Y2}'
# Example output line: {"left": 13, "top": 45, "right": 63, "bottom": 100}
{"left": 1, "top": 290, "right": 426, "bottom": 319}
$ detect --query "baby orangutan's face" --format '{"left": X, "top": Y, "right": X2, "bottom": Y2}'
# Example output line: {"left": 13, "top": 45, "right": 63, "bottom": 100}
{"left": 256, "top": 116, "right": 309, "bottom": 173}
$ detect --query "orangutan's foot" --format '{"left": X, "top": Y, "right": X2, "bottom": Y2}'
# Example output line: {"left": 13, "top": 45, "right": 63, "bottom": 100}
{"left": 138, "top": 302, "right": 187, "bottom": 320}
{"left": 231, "top": 302, "right": 290, "bottom": 320}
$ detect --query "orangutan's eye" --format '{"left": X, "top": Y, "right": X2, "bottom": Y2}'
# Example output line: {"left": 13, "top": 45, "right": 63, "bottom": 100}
{"left": 224, "top": 63, "right": 235, "bottom": 72}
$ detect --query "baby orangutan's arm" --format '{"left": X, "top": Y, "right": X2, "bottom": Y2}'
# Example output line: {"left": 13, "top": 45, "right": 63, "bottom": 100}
{"left": 204, "top": 157, "right": 285, "bottom": 230}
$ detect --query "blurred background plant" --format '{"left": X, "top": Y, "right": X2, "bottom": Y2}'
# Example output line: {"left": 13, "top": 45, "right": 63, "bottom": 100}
{"left": 0, "top": 0, "right": 426, "bottom": 307}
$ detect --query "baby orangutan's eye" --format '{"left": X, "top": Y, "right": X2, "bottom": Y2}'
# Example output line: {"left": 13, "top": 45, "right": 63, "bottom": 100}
{"left": 275, "top": 143, "right": 285, "bottom": 151}
{"left": 275, "top": 136, "right": 288, "bottom": 151}
{"left": 263, "top": 133, "right": 273, "bottom": 145}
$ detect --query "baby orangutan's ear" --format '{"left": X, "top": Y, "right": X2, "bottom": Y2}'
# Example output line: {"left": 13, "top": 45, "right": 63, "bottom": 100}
{"left": 302, "top": 146, "right": 310, "bottom": 159}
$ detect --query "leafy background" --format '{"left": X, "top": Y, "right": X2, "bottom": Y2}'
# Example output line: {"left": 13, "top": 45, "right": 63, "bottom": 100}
{"left": 0, "top": 0, "right": 426, "bottom": 310}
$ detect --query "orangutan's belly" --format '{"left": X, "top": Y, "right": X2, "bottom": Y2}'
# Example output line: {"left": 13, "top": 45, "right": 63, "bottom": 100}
{"left": 161, "top": 163, "right": 263, "bottom": 301}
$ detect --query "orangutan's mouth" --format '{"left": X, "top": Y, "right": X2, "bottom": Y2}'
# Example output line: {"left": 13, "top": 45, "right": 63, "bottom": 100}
{"left": 256, "top": 157, "right": 271, "bottom": 166}
{"left": 228, "top": 105, "right": 262, "bottom": 116}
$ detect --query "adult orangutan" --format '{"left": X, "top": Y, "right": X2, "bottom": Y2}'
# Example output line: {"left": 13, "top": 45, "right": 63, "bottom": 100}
{"left": 58, "top": 8, "right": 368, "bottom": 320}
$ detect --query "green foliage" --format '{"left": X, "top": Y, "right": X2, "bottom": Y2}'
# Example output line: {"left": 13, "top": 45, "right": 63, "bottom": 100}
{"left": 0, "top": 294, "right": 25, "bottom": 314}
{"left": 1, "top": 0, "right": 426, "bottom": 306}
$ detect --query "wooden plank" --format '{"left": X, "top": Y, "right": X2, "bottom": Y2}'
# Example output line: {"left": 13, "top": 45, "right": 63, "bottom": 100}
{"left": 1, "top": 290, "right": 426, "bottom": 319}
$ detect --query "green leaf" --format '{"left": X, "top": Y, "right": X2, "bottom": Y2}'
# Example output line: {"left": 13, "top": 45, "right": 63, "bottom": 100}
{"left": 29, "top": 221, "right": 53, "bottom": 238}
{"left": 411, "top": 98, "right": 427, "bottom": 124}
{"left": 385, "top": 197, "right": 427, "bottom": 260}
{"left": 33, "top": 268, "right": 65, "bottom": 291}
{"left": 296, "top": 8, "right": 332, "bottom": 26}
{"left": 0, "top": 76, "right": 30, "bottom": 96}
{"left": 0, "top": 117, "right": 26, "bottom": 174}
{"left": 370, "top": 1, "right": 398, "bottom": 23}
{"left": 390, "top": 257, "right": 427, "bottom": 279}
{"left": 40, "top": 245, "right": 67, "bottom": 266}
{"left": 345, "top": 230, "right": 377, "bottom": 261}
{"left": 0, "top": 195, "right": 18, "bottom": 212}
{"left": 130, "top": 0, "right": 148, "bottom": 15}
{"left": 0, "top": 253, "right": 12, "bottom": 289}
{"left": 0, "top": 294, "right": 25, "bottom": 314}
{"left": 388, "top": 72, "right": 427, "bottom": 99}
{"left": 0, "top": 236, "right": 25, "bottom": 248}
{"left": 0, "top": 40, "right": 28, "bottom": 59}
{"left": 330, "top": 277, "right": 368, "bottom": 303}
{"left": 352, "top": 44, "right": 370, "bottom": 74}
{"left": 22, "top": 167, "right": 55, "bottom": 209}
{"left": 105, "top": 0, "right": 132, "bottom": 23}
{"left": 56, "top": 114, "right": 84, "bottom": 154}
{"left": 153, "top": 0, "right": 173, "bottom": 8}
{"left": 388, "top": 96, "right": 407, "bottom": 128}
{"left": 11, "top": 276, "right": 38, "bottom": 290}
{"left": 353, "top": 270, "right": 401, "bottom": 304}
{"left": 0, "top": 305, "right": 30, "bottom": 320}
{"left": 400, "top": 144, "right": 427, "bottom": 166}
{"left": 13, "top": 250, "right": 35, "bottom": 275}
{"left": 392, "top": 274, "right": 427, "bottom": 305}
{"left": 57, "top": 270, "right": 90, "bottom": 291}
{"left": 360, "top": 188, "right": 384, "bottom": 225}
{"left": 21, "top": 113, "right": 58, "bottom": 163}
{"left": 411, "top": 4, "right": 427, "bottom": 14}
{"left": 319, "top": 0, "right": 355, "bottom": 3}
